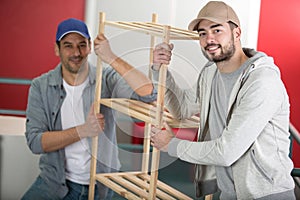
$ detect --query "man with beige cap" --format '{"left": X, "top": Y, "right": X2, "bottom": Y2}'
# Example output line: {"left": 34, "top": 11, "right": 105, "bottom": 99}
{"left": 150, "top": 1, "right": 296, "bottom": 199}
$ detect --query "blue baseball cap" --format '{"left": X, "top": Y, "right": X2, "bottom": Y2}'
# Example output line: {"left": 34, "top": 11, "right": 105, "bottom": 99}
{"left": 56, "top": 18, "right": 91, "bottom": 42}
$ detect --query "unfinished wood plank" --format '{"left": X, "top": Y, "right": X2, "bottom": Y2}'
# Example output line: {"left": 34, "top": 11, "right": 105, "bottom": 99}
{"left": 139, "top": 174, "right": 193, "bottom": 200}
{"left": 97, "top": 172, "right": 191, "bottom": 200}
{"left": 148, "top": 147, "right": 160, "bottom": 199}
{"left": 95, "top": 175, "right": 140, "bottom": 200}
{"left": 105, "top": 21, "right": 165, "bottom": 38}
{"left": 120, "top": 22, "right": 162, "bottom": 34}
{"left": 145, "top": 22, "right": 198, "bottom": 39}
{"left": 89, "top": 11, "right": 106, "bottom": 200}
{"left": 148, "top": 25, "right": 171, "bottom": 199}
{"left": 128, "top": 100, "right": 200, "bottom": 127}
{"left": 155, "top": 25, "right": 170, "bottom": 127}
{"left": 123, "top": 174, "right": 149, "bottom": 190}
{"left": 148, "top": 13, "right": 157, "bottom": 79}
{"left": 95, "top": 171, "right": 142, "bottom": 178}
{"left": 100, "top": 98, "right": 200, "bottom": 128}
{"left": 110, "top": 175, "right": 149, "bottom": 199}
{"left": 101, "top": 98, "right": 155, "bottom": 123}
{"left": 133, "top": 22, "right": 198, "bottom": 40}
{"left": 205, "top": 194, "right": 213, "bottom": 200}
{"left": 141, "top": 123, "right": 151, "bottom": 173}
{"left": 123, "top": 174, "right": 176, "bottom": 200}
{"left": 104, "top": 21, "right": 199, "bottom": 40}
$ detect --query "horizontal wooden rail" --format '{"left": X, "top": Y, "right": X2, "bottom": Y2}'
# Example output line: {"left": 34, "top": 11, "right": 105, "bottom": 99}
{"left": 100, "top": 98, "right": 200, "bottom": 128}
{"left": 104, "top": 21, "right": 199, "bottom": 40}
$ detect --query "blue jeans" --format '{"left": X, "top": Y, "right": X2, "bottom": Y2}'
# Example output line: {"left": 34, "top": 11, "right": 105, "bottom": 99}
{"left": 63, "top": 180, "right": 100, "bottom": 200}
{"left": 21, "top": 176, "right": 113, "bottom": 200}
{"left": 21, "top": 176, "right": 61, "bottom": 200}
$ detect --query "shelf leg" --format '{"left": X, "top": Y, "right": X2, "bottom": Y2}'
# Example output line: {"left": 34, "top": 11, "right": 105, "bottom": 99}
{"left": 88, "top": 11, "right": 106, "bottom": 200}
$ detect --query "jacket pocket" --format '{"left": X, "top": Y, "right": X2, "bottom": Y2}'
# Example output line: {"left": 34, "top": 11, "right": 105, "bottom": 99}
{"left": 250, "top": 149, "right": 274, "bottom": 184}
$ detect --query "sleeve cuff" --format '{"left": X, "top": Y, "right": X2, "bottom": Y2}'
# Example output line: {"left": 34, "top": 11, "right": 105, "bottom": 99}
{"left": 167, "top": 137, "right": 181, "bottom": 157}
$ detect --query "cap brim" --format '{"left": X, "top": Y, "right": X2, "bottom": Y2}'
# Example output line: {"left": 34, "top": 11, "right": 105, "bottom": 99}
{"left": 188, "top": 19, "right": 201, "bottom": 31}
{"left": 57, "top": 31, "right": 90, "bottom": 41}
{"left": 188, "top": 17, "right": 228, "bottom": 31}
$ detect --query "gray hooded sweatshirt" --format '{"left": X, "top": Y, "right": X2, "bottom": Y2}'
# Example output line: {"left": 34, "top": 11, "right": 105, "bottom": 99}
{"left": 152, "top": 48, "right": 295, "bottom": 200}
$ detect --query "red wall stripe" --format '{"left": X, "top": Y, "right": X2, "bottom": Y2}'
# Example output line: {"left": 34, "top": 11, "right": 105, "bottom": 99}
{"left": 257, "top": 0, "right": 300, "bottom": 167}
{"left": 0, "top": 0, "right": 85, "bottom": 113}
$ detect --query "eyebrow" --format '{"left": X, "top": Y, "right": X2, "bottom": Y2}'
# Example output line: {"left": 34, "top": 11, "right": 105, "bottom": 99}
{"left": 197, "top": 24, "right": 223, "bottom": 32}
{"left": 62, "top": 41, "right": 72, "bottom": 45}
{"left": 62, "top": 41, "right": 87, "bottom": 45}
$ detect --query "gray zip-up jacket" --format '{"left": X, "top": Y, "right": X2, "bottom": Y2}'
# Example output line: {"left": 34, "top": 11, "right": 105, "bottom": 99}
{"left": 25, "top": 63, "right": 157, "bottom": 198}
{"left": 152, "top": 48, "right": 295, "bottom": 199}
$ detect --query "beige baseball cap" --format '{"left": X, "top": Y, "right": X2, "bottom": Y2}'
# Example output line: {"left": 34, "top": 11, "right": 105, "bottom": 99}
{"left": 188, "top": 1, "right": 240, "bottom": 31}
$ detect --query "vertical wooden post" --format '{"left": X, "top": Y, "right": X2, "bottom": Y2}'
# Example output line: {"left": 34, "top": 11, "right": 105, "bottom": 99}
{"left": 141, "top": 122, "right": 151, "bottom": 173}
{"left": 205, "top": 194, "right": 213, "bottom": 200}
{"left": 155, "top": 25, "right": 170, "bottom": 127}
{"left": 88, "top": 12, "right": 106, "bottom": 200}
{"left": 141, "top": 13, "right": 158, "bottom": 175}
{"left": 148, "top": 13, "right": 157, "bottom": 79}
{"left": 149, "top": 25, "right": 170, "bottom": 199}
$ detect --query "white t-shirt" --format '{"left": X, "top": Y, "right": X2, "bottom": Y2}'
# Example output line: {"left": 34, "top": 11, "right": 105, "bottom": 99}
{"left": 61, "top": 78, "right": 91, "bottom": 184}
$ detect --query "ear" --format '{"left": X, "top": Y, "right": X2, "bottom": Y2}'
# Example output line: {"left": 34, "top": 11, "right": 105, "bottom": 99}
{"left": 88, "top": 40, "right": 92, "bottom": 54}
{"left": 54, "top": 43, "right": 60, "bottom": 56}
{"left": 234, "top": 27, "right": 242, "bottom": 41}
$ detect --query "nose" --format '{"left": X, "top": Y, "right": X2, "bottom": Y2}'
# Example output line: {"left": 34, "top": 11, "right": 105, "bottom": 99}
{"left": 73, "top": 46, "right": 81, "bottom": 56}
{"left": 199, "top": 33, "right": 215, "bottom": 47}
{"left": 206, "top": 32, "right": 215, "bottom": 43}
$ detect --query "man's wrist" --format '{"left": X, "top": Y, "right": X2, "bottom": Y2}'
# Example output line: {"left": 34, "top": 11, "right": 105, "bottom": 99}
{"left": 151, "top": 64, "right": 161, "bottom": 71}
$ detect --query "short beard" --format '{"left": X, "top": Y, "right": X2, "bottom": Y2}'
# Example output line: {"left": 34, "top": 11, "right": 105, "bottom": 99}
{"left": 202, "top": 34, "right": 235, "bottom": 63}
{"left": 65, "top": 57, "right": 87, "bottom": 74}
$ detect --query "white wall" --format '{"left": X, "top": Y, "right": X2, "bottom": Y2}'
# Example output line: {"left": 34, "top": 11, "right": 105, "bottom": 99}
{"left": 0, "top": 116, "right": 40, "bottom": 200}
{"left": 0, "top": 135, "right": 40, "bottom": 200}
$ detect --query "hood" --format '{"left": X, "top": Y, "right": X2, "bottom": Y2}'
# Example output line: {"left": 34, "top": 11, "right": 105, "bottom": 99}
{"left": 240, "top": 48, "right": 281, "bottom": 83}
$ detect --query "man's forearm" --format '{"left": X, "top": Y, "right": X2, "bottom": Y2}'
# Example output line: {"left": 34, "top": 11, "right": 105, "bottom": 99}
{"left": 111, "top": 57, "right": 154, "bottom": 96}
{"left": 41, "top": 127, "right": 81, "bottom": 152}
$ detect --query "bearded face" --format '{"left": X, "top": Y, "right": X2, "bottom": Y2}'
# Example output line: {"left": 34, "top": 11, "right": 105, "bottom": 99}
{"left": 201, "top": 33, "right": 236, "bottom": 63}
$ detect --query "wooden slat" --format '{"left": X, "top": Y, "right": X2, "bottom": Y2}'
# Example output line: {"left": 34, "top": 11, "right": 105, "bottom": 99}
{"left": 101, "top": 98, "right": 154, "bottom": 123}
{"left": 104, "top": 21, "right": 199, "bottom": 40}
{"left": 132, "top": 22, "right": 198, "bottom": 40}
{"left": 105, "top": 21, "right": 166, "bottom": 38}
{"left": 110, "top": 175, "right": 149, "bottom": 199}
{"left": 95, "top": 171, "right": 141, "bottom": 178}
{"left": 100, "top": 98, "right": 199, "bottom": 128}
{"left": 128, "top": 100, "right": 200, "bottom": 126}
{"left": 96, "top": 172, "right": 190, "bottom": 200}
{"left": 144, "top": 22, "right": 198, "bottom": 39}
{"left": 95, "top": 174, "right": 141, "bottom": 200}
{"left": 123, "top": 173, "right": 149, "bottom": 190}
{"left": 123, "top": 174, "right": 176, "bottom": 200}
{"left": 139, "top": 174, "right": 193, "bottom": 200}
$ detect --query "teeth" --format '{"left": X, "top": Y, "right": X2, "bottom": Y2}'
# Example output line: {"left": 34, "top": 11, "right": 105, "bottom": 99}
{"left": 208, "top": 46, "right": 218, "bottom": 51}
{"left": 71, "top": 58, "right": 81, "bottom": 62}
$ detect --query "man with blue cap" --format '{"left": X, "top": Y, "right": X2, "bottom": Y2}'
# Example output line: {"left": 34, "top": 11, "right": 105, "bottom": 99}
{"left": 22, "top": 18, "right": 156, "bottom": 200}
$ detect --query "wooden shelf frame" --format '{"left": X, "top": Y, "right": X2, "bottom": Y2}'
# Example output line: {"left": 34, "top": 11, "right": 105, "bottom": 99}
{"left": 88, "top": 12, "right": 199, "bottom": 200}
